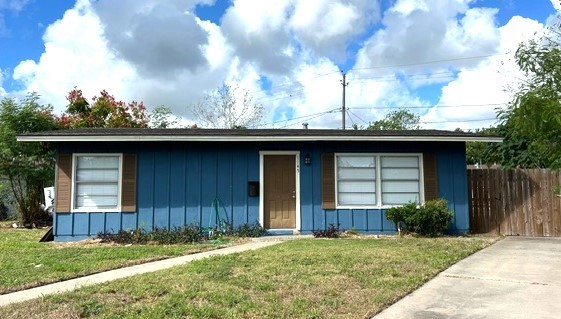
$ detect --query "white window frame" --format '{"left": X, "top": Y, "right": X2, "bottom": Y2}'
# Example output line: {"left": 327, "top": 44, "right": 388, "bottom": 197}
{"left": 71, "top": 153, "right": 123, "bottom": 213}
{"left": 335, "top": 153, "right": 424, "bottom": 209}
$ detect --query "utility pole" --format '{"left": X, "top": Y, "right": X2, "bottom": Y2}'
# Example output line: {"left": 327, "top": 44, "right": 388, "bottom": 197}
{"left": 340, "top": 70, "right": 349, "bottom": 130}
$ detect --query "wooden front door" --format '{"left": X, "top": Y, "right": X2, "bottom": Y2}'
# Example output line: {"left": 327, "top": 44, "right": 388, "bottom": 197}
{"left": 264, "top": 155, "right": 296, "bottom": 229}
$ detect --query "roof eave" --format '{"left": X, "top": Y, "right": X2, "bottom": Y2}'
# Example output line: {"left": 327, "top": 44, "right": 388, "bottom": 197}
{"left": 16, "top": 135, "right": 504, "bottom": 143}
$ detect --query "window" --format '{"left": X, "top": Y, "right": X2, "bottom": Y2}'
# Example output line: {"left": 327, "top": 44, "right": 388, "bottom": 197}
{"left": 335, "top": 154, "right": 422, "bottom": 208}
{"left": 72, "top": 154, "right": 121, "bottom": 211}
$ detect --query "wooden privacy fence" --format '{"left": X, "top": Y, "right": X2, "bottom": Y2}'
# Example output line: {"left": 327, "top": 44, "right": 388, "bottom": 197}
{"left": 468, "top": 168, "right": 561, "bottom": 236}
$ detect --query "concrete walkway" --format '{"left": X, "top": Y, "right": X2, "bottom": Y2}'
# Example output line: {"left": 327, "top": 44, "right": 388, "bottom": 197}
{"left": 373, "top": 236, "right": 561, "bottom": 319}
{"left": 0, "top": 240, "right": 280, "bottom": 307}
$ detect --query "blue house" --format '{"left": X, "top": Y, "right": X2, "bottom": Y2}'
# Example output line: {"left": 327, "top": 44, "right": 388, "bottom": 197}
{"left": 18, "top": 128, "right": 501, "bottom": 241}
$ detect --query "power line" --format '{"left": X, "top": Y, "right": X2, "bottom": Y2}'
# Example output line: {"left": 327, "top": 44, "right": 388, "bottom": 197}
{"left": 254, "top": 107, "right": 340, "bottom": 128}
{"left": 420, "top": 117, "right": 497, "bottom": 124}
{"left": 350, "top": 53, "right": 508, "bottom": 72}
{"left": 349, "top": 103, "right": 508, "bottom": 110}
{"left": 277, "top": 110, "right": 338, "bottom": 129}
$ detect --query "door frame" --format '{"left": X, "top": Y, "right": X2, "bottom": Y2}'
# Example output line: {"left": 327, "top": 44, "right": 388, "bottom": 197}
{"left": 259, "top": 151, "right": 301, "bottom": 231}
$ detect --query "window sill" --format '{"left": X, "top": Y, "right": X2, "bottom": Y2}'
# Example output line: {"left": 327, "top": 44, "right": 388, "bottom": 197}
{"left": 70, "top": 208, "right": 122, "bottom": 213}
{"left": 335, "top": 204, "right": 423, "bottom": 210}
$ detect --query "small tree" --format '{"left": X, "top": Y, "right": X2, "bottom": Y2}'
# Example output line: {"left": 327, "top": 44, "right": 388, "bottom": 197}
{"left": 149, "top": 105, "right": 180, "bottom": 128}
{"left": 192, "top": 85, "right": 263, "bottom": 129}
{"left": 0, "top": 94, "right": 61, "bottom": 225}
{"left": 367, "top": 109, "right": 421, "bottom": 130}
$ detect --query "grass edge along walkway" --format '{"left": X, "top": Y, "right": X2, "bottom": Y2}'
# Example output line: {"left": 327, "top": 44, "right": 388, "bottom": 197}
{"left": 0, "top": 241, "right": 279, "bottom": 307}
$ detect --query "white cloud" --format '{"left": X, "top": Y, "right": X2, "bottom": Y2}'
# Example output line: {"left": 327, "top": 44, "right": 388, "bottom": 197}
{"left": 1, "top": 0, "right": 554, "bottom": 132}
{"left": 0, "top": 0, "right": 31, "bottom": 35}
{"left": 550, "top": 0, "right": 561, "bottom": 12}
{"left": 12, "top": 0, "right": 135, "bottom": 113}
{"left": 0, "top": 68, "right": 6, "bottom": 97}
{"left": 355, "top": 0, "right": 500, "bottom": 72}
{"left": 9, "top": 0, "right": 240, "bottom": 119}
{"left": 422, "top": 16, "right": 545, "bottom": 130}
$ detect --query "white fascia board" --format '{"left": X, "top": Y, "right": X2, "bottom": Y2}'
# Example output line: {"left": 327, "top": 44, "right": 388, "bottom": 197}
{"left": 17, "top": 135, "right": 504, "bottom": 143}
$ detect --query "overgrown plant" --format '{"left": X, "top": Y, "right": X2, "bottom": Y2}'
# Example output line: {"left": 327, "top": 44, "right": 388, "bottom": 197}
{"left": 386, "top": 199, "right": 453, "bottom": 237}
{"left": 386, "top": 202, "right": 418, "bottom": 236}
{"left": 97, "top": 222, "right": 265, "bottom": 244}
{"left": 312, "top": 224, "right": 343, "bottom": 238}
{"left": 233, "top": 221, "right": 266, "bottom": 237}
{"left": 0, "top": 94, "right": 61, "bottom": 226}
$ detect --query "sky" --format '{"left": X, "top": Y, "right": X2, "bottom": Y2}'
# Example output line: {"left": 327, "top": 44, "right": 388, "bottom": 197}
{"left": 0, "top": 0, "right": 560, "bottom": 130}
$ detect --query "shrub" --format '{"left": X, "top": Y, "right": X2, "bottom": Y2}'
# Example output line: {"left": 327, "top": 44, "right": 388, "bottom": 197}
{"left": 406, "top": 199, "right": 453, "bottom": 237}
{"left": 97, "top": 229, "right": 148, "bottom": 244}
{"left": 233, "top": 222, "right": 265, "bottom": 237}
{"left": 148, "top": 226, "right": 205, "bottom": 244}
{"left": 97, "top": 222, "right": 265, "bottom": 244}
{"left": 312, "top": 224, "right": 343, "bottom": 238}
{"left": 385, "top": 199, "right": 453, "bottom": 237}
{"left": 385, "top": 202, "right": 417, "bottom": 234}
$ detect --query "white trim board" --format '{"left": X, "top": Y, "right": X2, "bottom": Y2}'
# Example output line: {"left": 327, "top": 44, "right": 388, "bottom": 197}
{"left": 18, "top": 135, "right": 503, "bottom": 143}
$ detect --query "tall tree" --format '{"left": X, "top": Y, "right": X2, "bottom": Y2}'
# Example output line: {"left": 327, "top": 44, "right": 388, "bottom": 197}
{"left": 367, "top": 109, "right": 421, "bottom": 130}
{"left": 192, "top": 85, "right": 263, "bottom": 129}
{"left": 495, "top": 27, "right": 561, "bottom": 168}
{"left": 0, "top": 94, "right": 61, "bottom": 226}
{"left": 62, "top": 88, "right": 149, "bottom": 128}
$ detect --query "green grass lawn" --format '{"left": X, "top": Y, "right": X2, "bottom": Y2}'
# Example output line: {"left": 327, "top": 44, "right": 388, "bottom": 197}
{"left": 0, "top": 224, "right": 232, "bottom": 294}
{"left": 0, "top": 236, "right": 497, "bottom": 319}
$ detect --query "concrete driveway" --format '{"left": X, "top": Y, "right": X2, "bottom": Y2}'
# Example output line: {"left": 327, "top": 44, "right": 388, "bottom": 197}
{"left": 374, "top": 236, "right": 561, "bottom": 319}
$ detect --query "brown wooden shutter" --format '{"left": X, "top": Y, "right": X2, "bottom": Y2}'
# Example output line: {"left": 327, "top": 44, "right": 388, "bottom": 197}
{"left": 321, "top": 153, "right": 336, "bottom": 209}
{"left": 55, "top": 154, "right": 72, "bottom": 213}
{"left": 121, "top": 154, "right": 137, "bottom": 212}
{"left": 423, "top": 153, "right": 438, "bottom": 201}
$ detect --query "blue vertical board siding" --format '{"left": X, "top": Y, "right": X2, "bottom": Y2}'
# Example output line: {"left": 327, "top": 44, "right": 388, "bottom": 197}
{"left": 381, "top": 210, "right": 395, "bottom": 233}
{"left": 232, "top": 150, "right": 248, "bottom": 227}
{"left": 53, "top": 141, "right": 471, "bottom": 241}
{"left": 216, "top": 150, "right": 233, "bottom": 226}
{"left": 185, "top": 151, "right": 202, "bottom": 225}
{"left": 105, "top": 212, "right": 121, "bottom": 232}
{"left": 73, "top": 213, "right": 89, "bottom": 235}
{"left": 137, "top": 151, "right": 155, "bottom": 230}
{"left": 338, "top": 210, "right": 353, "bottom": 230}
{"left": 169, "top": 150, "right": 186, "bottom": 228}
{"left": 353, "top": 209, "right": 367, "bottom": 231}
{"left": 121, "top": 212, "right": 137, "bottom": 230}
{"left": 153, "top": 151, "right": 170, "bottom": 229}
{"left": 89, "top": 212, "right": 105, "bottom": 234}
{"left": 436, "top": 145, "right": 469, "bottom": 233}
{"left": 246, "top": 151, "right": 260, "bottom": 223}
{"left": 56, "top": 214, "right": 72, "bottom": 236}
{"left": 299, "top": 150, "right": 314, "bottom": 231}
{"left": 200, "top": 152, "right": 217, "bottom": 228}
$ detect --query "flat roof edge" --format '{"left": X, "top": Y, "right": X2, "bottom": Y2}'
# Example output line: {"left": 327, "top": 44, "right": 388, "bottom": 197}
{"left": 17, "top": 135, "right": 504, "bottom": 143}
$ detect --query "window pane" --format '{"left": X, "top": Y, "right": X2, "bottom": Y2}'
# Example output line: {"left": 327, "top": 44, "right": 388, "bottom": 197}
{"left": 381, "top": 168, "right": 419, "bottom": 180}
{"left": 338, "top": 167, "right": 376, "bottom": 180}
{"left": 76, "top": 183, "right": 118, "bottom": 196}
{"left": 382, "top": 193, "right": 420, "bottom": 205}
{"left": 338, "top": 181, "right": 376, "bottom": 193}
{"left": 338, "top": 192, "right": 376, "bottom": 206}
{"left": 76, "top": 169, "right": 119, "bottom": 182}
{"left": 381, "top": 156, "right": 419, "bottom": 168}
{"left": 76, "top": 195, "right": 118, "bottom": 208}
{"left": 74, "top": 155, "right": 120, "bottom": 210}
{"left": 77, "top": 156, "right": 119, "bottom": 169}
{"left": 381, "top": 181, "right": 419, "bottom": 193}
{"left": 337, "top": 156, "right": 375, "bottom": 168}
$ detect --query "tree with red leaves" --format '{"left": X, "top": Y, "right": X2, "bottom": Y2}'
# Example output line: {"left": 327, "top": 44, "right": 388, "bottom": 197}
{"left": 63, "top": 88, "right": 149, "bottom": 128}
